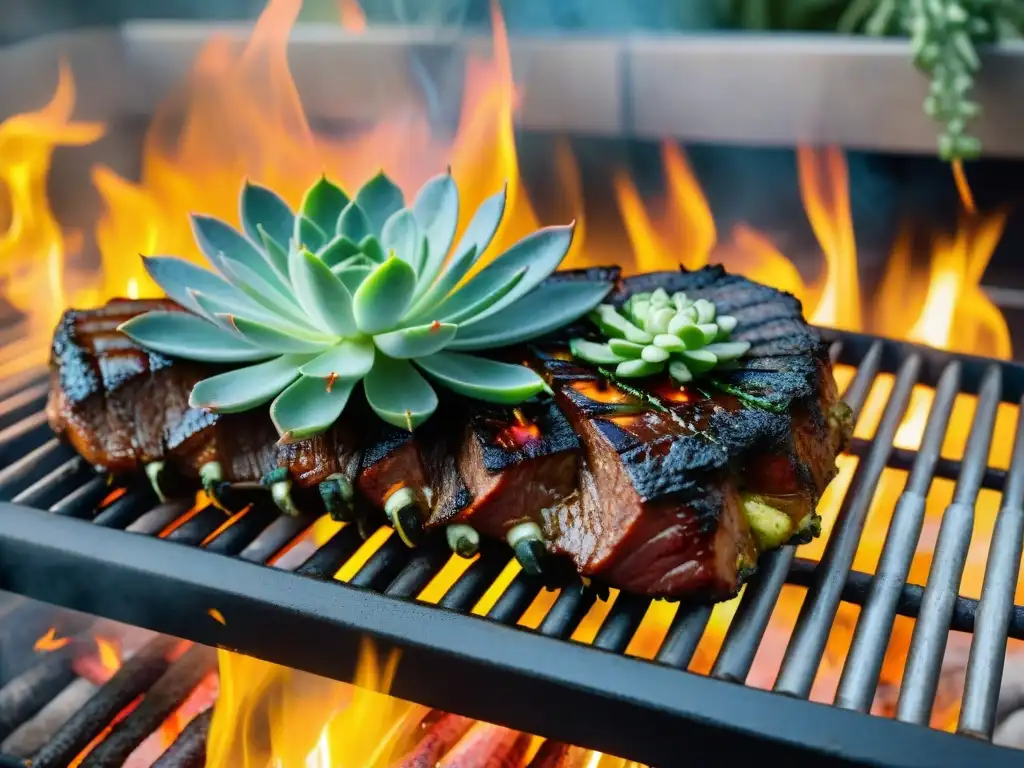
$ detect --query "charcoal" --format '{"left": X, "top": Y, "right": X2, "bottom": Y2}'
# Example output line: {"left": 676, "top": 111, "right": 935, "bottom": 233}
{"left": 389, "top": 711, "right": 474, "bottom": 768}
{"left": 0, "top": 677, "right": 97, "bottom": 758}
{"left": 30, "top": 635, "right": 177, "bottom": 768}
{"left": 78, "top": 644, "right": 216, "bottom": 768}
{"left": 151, "top": 708, "right": 212, "bottom": 768}
{"left": 0, "top": 645, "right": 82, "bottom": 741}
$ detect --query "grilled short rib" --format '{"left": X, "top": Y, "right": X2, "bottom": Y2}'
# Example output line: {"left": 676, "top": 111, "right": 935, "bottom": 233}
{"left": 45, "top": 265, "right": 850, "bottom": 601}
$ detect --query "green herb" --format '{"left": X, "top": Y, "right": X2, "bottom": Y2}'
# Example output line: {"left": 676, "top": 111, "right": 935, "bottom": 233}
{"left": 706, "top": 377, "right": 789, "bottom": 414}
{"left": 119, "top": 171, "right": 614, "bottom": 440}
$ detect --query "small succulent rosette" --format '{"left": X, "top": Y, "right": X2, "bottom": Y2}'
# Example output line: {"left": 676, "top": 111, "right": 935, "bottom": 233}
{"left": 570, "top": 289, "right": 749, "bottom": 385}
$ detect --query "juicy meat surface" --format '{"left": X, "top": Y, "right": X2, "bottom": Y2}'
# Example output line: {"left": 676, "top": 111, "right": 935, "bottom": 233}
{"left": 447, "top": 399, "right": 580, "bottom": 540}
{"left": 46, "top": 264, "right": 849, "bottom": 601}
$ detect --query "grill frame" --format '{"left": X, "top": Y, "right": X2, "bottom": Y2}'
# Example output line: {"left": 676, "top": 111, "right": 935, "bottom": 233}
{"left": 0, "top": 328, "right": 1021, "bottom": 766}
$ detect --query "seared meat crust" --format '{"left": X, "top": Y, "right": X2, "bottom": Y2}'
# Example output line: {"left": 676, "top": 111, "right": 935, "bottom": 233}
{"left": 44, "top": 265, "right": 848, "bottom": 601}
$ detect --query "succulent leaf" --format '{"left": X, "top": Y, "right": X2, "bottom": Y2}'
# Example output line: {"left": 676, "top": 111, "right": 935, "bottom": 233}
{"left": 191, "top": 214, "right": 289, "bottom": 294}
{"left": 295, "top": 215, "right": 328, "bottom": 252}
{"left": 355, "top": 171, "right": 404, "bottom": 236}
{"left": 352, "top": 256, "right": 417, "bottom": 334}
{"left": 449, "top": 184, "right": 507, "bottom": 266}
{"left": 337, "top": 201, "right": 372, "bottom": 242}
{"left": 271, "top": 374, "right": 358, "bottom": 443}
{"left": 190, "top": 353, "right": 311, "bottom": 413}
{"left": 457, "top": 224, "right": 575, "bottom": 326}
{"left": 224, "top": 315, "right": 336, "bottom": 353}
{"left": 217, "top": 253, "right": 310, "bottom": 328}
{"left": 187, "top": 289, "right": 298, "bottom": 333}
{"left": 381, "top": 209, "right": 424, "bottom": 272}
{"left": 373, "top": 322, "right": 457, "bottom": 359}
{"left": 241, "top": 182, "right": 293, "bottom": 251}
{"left": 450, "top": 279, "right": 613, "bottom": 351}
{"left": 358, "top": 235, "right": 386, "bottom": 263}
{"left": 142, "top": 255, "right": 256, "bottom": 320}
{"left": 335, "top": 265, "right": 373, "bottom": 295}
{"left": 568, "top": 339, "right": 625, "bottom": 365}
{"left": 415, "top": 351, "right": 547, "bottom": 405}
{"left": 404, "top": 245, "right": 478, "bottom": 322}
{"left": 119, "top": 311, "right": 271, "bottom": 363}
{"left": 290, "top": 248, "right": 358, "bottom": 337}
{"left": 439, "top": 267, "right": 527, "bottom": 325}
{"left": 300, "top": 176, "right": 350, "bottom": 236}
{"left": 299, "top": 339, "right": 375, "bottom": 379}
{"left": 318, "top": 235, "right": 362, "bottom": 268}
{"left": 257, "top": 225, "right": 290, "bottom": 280}
{"left": 363, "top": 354, "right": 438, "bottom": 430}
{"left": 410, "top": 171, "right": 459, "bottom": 293}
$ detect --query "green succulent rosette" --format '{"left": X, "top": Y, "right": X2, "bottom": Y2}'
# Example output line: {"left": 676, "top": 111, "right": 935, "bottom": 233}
{"left": 119, "top": 171, "right": 613, "bottom": 440}
{"left": 570, "top": 288, "right": 749, "bottom": 384}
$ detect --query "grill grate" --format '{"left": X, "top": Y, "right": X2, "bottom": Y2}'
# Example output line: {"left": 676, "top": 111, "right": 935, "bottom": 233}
{"left": 0, "top": 329, "right": 1022, "bottom": 765}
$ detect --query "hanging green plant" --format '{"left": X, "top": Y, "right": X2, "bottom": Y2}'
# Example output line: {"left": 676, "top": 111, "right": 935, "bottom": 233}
{"left": 119, "top": 171, "right": 613, "bottom": 440}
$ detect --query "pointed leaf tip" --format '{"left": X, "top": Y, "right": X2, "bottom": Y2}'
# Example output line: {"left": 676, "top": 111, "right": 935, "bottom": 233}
{"left": 355, "top": 171, "right": 405, "bottom": 237}
{"left": 270, "top": 374, "right": 357, "bottom": 442}
{"left": 118, "top": 311, "right": 271, "bottom": 363}
{"left": 363, "top": 355, "right": 438, "bottom": 430}
{"left": 189, "top": 354, "right": 310, "bottom": 413}
{"left": 300, "top": 176, "right": 350, "bottom": 236}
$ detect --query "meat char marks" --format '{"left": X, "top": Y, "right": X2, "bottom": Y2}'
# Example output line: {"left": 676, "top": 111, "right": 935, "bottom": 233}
{"left": 46, "top": 299, "right": 361, "bottom": 517}
{"left": 45, "top": 265, "right": 849, "bottom": 601}
{"left": 533, "top": 266, "right": 848, "bottom": 599}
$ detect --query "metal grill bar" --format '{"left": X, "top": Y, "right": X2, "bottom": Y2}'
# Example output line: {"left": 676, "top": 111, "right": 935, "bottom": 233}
{"left": 0, "top": 331, "right": 1021, "bottom": 766}
{"left": 897, "top": 365, "right": 1003, "bottom": 724}
{"left": 959, "top": 393, "right": 1024, "bottom": 738}
{"left": 774, "top": 352, "right": 921, "bottom": 697}
{"left": 710, "top": 339, "right": 883, "bottom": 683}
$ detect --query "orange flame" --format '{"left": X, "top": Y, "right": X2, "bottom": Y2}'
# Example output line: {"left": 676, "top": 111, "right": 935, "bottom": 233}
{"left": 34, "top": 626, "right": 70, "bottom": 652}
{"left": 96, "top": 636, "right": 121, "bottom": 674}
{"left": 0, "top": 60, "right": 103, "bottom": 376}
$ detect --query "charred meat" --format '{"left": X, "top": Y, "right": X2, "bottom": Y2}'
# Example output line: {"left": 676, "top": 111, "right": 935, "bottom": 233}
{"left": 45, "top": 266, "right": 850, "bottom": 600}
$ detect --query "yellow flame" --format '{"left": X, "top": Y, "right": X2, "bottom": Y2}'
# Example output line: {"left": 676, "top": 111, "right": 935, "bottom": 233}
{"left": 0, "top": 60, "right": 102, "bottom": 355}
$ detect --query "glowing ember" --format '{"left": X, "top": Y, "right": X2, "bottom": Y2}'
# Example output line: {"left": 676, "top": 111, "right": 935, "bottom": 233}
{"left": 34, "top": 626, "right": 70, "bottom": 652}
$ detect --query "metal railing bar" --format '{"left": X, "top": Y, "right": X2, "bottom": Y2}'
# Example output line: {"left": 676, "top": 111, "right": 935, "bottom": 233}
{"left": 10, "top": 458, "right": 89, "bottom": 509}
